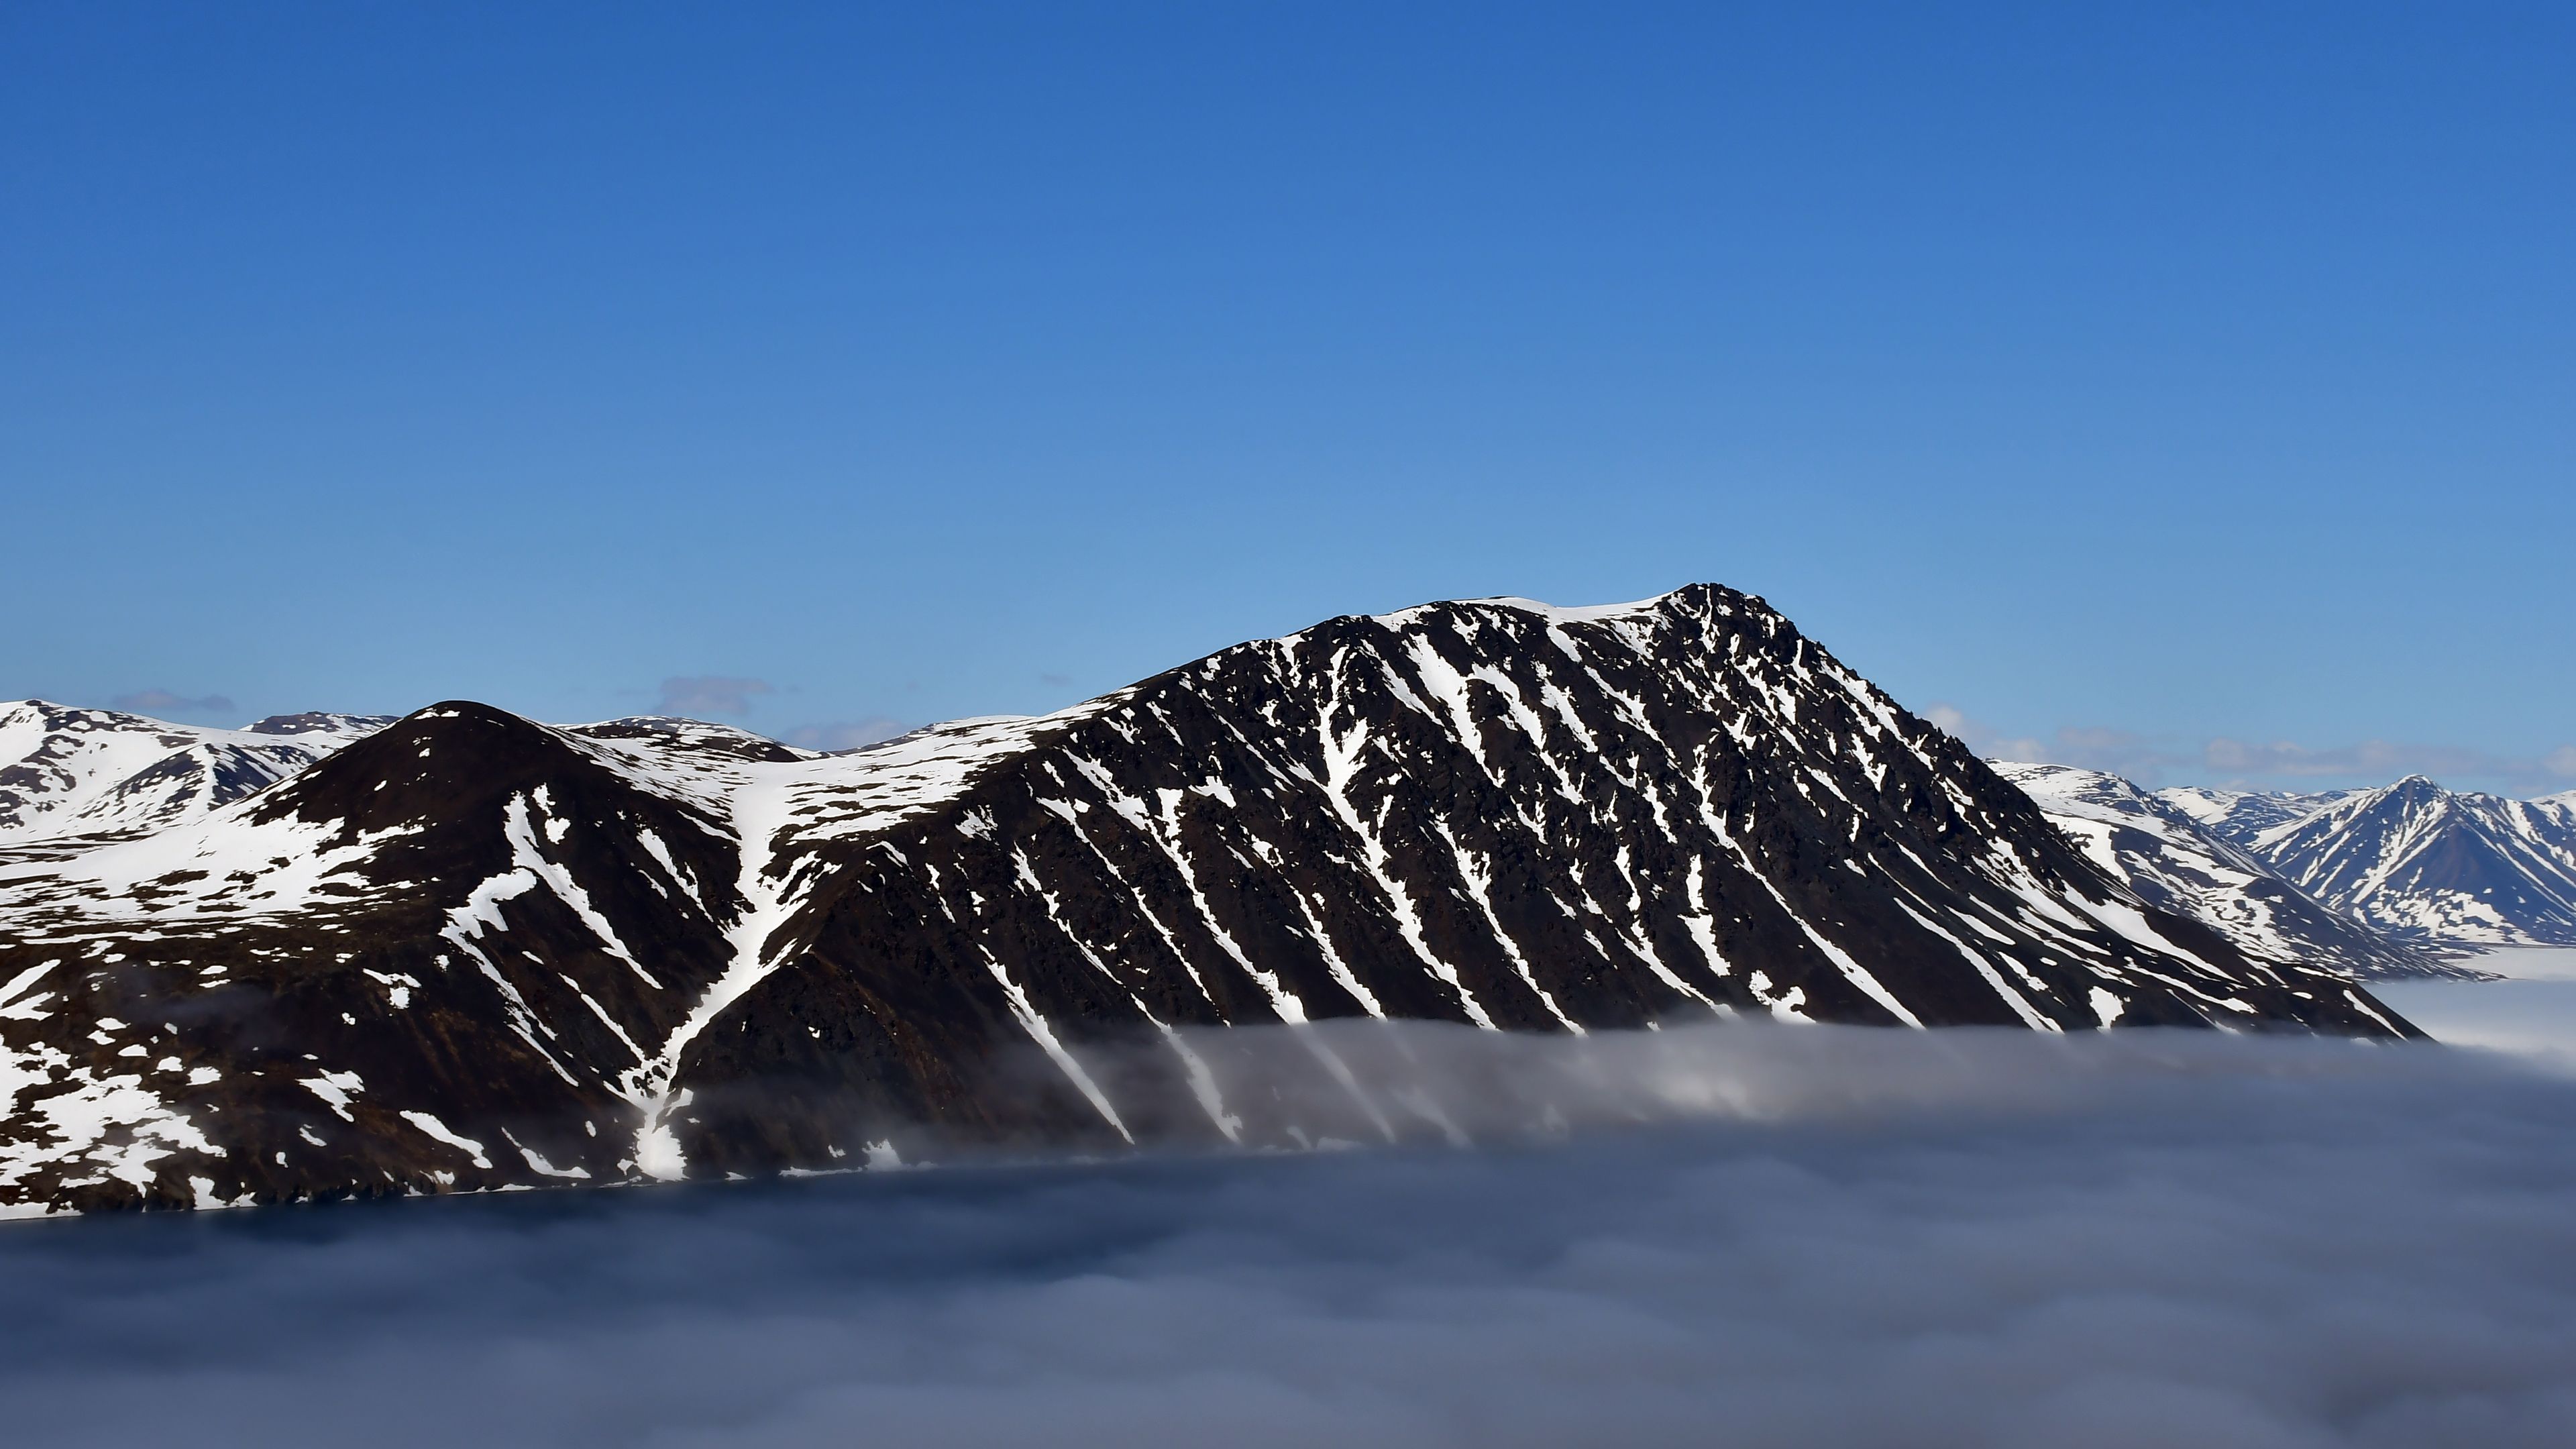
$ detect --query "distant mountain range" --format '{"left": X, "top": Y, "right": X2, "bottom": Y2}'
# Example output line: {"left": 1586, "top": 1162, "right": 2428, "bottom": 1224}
{"left": 0, "top": 702, "right": 393, "bottom": 853}
{"left": 0, "top": 588, "right": 2428, "bottom": 1212}
{"left": 1998, "top": 767, "right": 2576, "bottom": 967}
{"left": 2190, "top": 777, "right": 2576, "bottom": 947}
{"left": 1988, "top": 763, "right": 2466, "bottom": 979}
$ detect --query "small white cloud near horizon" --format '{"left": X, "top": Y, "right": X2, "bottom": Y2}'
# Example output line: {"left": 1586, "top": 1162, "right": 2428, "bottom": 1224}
{"left": 656, "top": 676, "right": 773, "bottom": 718}
{"left": 109, "top": 688, "right": 236, "bottom": 717}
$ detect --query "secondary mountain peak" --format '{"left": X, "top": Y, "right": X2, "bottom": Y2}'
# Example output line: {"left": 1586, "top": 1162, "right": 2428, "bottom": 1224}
{"left": 2239, "top": 774, "right": 2576, "bottom": 947}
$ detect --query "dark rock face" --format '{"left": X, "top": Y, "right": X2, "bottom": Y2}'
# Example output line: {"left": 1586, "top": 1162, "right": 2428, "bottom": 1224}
{"left": 0, "top": 588, "right": 2416, "bottom": 1214}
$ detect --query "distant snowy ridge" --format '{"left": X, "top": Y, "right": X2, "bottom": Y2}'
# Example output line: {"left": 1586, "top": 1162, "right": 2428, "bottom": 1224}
{"left": 2232, "top": 777, "right": 2576, "bottom": 947}
{"left": 0, "top": 587, "right": 2416, "bottom": 1214}
{"left": 0, "top": 701, "right": 394, "bottom": 850}
{"left": 2157, "top": 784, "right": 2349, "bottom": 843}
{"left": 1999, "top": 767, "right": 2576, "bottom": 955}
{"left": 1992, "top": 763, "right": 2469, "bottom": 979}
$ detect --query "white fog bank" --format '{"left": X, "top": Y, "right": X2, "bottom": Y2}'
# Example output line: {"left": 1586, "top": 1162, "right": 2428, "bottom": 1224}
{"left": 2373, "top": 947, "right": 2576, "bottom": 1072}
{"left": 0, "top": 1025, "right": 2571, "bottom": 1448}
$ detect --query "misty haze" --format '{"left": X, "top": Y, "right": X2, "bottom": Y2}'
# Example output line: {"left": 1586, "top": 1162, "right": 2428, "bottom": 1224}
{"left": 4, "top": 1024, "right": 2573, "bottom": 1448}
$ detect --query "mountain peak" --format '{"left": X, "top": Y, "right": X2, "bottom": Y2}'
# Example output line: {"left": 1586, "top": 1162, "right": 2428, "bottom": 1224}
{"left": 1366, "top": 583, "right": 1772, "bottom": 631}
{"left": 2246, "top": 771, "right": 2576, "bottom": 946}
{"left": 565, "top": 715, "right": 812, "bottom": 764}
{"left": 0, "top": 591, "right": 2418, "bottom": 1212}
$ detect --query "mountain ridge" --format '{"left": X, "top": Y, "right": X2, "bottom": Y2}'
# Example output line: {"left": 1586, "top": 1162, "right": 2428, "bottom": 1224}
{"left": 0, "top": 586, "right": 2420, "bottom": 1213}
{"left": 2231, "top": 775, "right": 2576, "bottom": 947}
{"left": 1992, "top": 762, "right": 2467, "bottom": 979}
{"left": 0, "top": 701, "right": 392, "bottom": 849}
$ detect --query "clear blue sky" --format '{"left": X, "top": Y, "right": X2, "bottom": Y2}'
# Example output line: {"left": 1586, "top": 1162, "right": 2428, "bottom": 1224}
{"left": 5, "top": 3, "right": 2569, "bottom": 792}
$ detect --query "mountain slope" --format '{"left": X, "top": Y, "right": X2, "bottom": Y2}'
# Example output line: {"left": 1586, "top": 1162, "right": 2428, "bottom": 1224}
{"left": 1993, "top": 763, "right": 2463, "bottom": 979}
{"left": 0, "top": 704, "right": 764, "bottom": 1210}
{"left": 0, "top": 587, "right": 2417, "bottom": 1212}
{"left": 2240, "top": 777, "right": 2576, "bottom": 946}
{"left": 0, "top": 702, "right": 392, "bottom": 851}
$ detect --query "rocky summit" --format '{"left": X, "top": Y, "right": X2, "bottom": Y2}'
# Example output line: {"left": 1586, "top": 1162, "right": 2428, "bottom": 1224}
{"left": 0, "top": 586, "right": 2416, "bottom": 1213}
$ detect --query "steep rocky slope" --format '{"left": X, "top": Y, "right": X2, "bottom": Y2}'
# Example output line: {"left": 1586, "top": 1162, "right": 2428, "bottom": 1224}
{"left": 0, "top": 588, "right": 2416, "bottom": 1212}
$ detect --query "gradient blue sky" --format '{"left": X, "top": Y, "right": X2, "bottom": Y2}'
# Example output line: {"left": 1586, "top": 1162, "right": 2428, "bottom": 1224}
{"left": 5, "top": 3, "right": 2569, "bottom": 792}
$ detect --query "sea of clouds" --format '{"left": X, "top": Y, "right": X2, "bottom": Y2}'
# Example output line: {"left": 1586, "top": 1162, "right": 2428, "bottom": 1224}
{"left": 2, "top": 1022, "right": 2572, "bottom": 1448}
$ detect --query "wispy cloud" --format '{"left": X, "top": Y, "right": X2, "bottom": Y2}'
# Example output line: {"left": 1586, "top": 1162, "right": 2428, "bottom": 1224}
{"left": 782, "top": 718, "right": 910, "bottom": 752}
{"left": 2202, "top": 736, "right": 2576, "bottom": 788}
{"left": 109, "top": 689, "right": 235, "bottom": 718}
{"left": 1925, "top": 703, "right": 2576, "bottom": 795}
{"left": 1925, "top": 706, "right": 2175, "bottom": 780}
{"left": 657, "top": 676, "right": 774, "bottom": 718}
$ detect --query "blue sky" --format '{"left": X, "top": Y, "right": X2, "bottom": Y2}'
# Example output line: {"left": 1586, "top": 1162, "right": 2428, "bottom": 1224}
{"left": 5, "top": 3, "right": 2569, "bottom": 793}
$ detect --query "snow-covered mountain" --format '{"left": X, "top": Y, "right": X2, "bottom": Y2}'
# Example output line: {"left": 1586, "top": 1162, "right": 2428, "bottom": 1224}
{"left": 2015, "top": 770, "right": 2576, "bottom": 953}
{"left": 240, "top": 711, "right": 400, "bottom": 743}
{"left": 2157, "top": 784, "right": 2349, "bottom": 842}
{"left": 0, "top": 588, "right": 2416, "bottom": 1213}
{"left": 1993, "top": 763, "right": 2463, "bottom": 979}
{"left": 2221, "top": 777, "right": 2576, "bottom": 947}
{"left": 0, "top": 702, "right": 394, "bottom": 853}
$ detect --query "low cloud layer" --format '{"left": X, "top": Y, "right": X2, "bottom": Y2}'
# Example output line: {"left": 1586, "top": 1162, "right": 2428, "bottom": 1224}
{"left": 2, "top": 1026, "right": 2571, "bottom": 1448}
{"left": 107, "top": 689, "right": 235, "bottom": 717}
{"left": 1925, "top": 704, "right": 2576, "bottom": 795}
